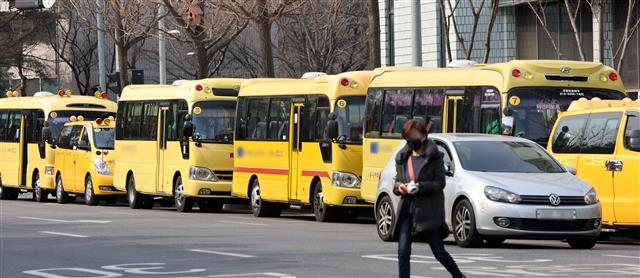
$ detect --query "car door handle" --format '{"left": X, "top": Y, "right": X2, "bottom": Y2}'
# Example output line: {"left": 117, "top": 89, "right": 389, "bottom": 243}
{"left": 605, "top": 160, "right": 623, "bottom": 172}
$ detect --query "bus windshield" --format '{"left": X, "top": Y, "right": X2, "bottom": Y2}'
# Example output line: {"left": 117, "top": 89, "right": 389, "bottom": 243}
{"left": 334, "top": 96, "right": 365, "bottom": 144}
{"left": 192, "top": 101, "right": 236, "bottom": 143}
{"left": 48, "top": 111, "right": 116, "bottom": 139}
{"left": 506, "top": 88, "right": 625, "bottom": 146}
{"left": 93, "top": 127, "right": 115, "bottom": 150}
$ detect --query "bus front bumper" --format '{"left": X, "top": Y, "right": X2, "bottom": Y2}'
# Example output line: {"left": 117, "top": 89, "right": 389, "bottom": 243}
{"left": 323, "top": 185, "right": 371, "bottom": 208}
{"left": 183, "top": 179, "right": 234, "bottom": 198}
{"left": 92, "top": 174, "right": 124, "bottom": 196}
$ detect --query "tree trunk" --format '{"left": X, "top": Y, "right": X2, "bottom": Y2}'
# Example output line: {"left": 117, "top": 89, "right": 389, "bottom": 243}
{"left": 195, "top": 43, "right": 208, "bottom": 79}
{"left": 117, "top": 44, "right": 129, "bottom": 94}
{"left": 483, "top": 0, "right": 499, "bottom": 63}
{"left": 366, "top": 0, "right": 381, "bottom": 68}
{"left": 564, "top": 0, "right": 586, "bottom": 61}
{"left": 259, "top": 20, "right": 275, "bottom": 77}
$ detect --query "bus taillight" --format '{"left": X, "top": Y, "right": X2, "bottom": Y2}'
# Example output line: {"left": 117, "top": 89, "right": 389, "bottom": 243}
{"left": 340, "top": 78, "right": 350, "bottom": 87}
{"left": 609, "top": 72, "right": 618, "bottom": 81}
{"left": 195, "top": 84, "right": 204, "bottom": 91}
{"left": 511, "top": 69, "right": 522, "bottom": 78}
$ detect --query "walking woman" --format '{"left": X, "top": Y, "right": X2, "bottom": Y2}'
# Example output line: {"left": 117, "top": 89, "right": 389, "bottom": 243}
{"left": 393, "top": 119, "right": 465, "bottom": 278}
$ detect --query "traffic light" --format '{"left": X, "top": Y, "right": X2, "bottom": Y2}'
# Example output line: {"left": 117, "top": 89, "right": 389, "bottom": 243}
{"left": 106, "top": 72, "right": 121, "bottom": 94}
{"left": 14, "top": 0, "right": 56, "bottom": 10}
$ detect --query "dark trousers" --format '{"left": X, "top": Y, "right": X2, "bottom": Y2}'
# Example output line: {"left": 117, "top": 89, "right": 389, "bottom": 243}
{"left": 398, "top": 214, "right": 464, "bottom": 278}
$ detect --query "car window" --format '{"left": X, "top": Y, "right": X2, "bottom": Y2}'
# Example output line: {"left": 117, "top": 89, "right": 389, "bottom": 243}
{"left": 57, "top": 126, "right": 74, "bottom": 149}
{"left": 551, "top": 114, "right": 588, "bottom": 153}
{"left": 78, "top": 127, "right": 90, "bottom": 147}
{"left": 454, "top": 140, "right": 565, "bottom": 173}
{"left": 624, "top": 113, "right": 639, "bottom": 152}
{"left": 581, "top": 112, "right": 621, "bottom": 154}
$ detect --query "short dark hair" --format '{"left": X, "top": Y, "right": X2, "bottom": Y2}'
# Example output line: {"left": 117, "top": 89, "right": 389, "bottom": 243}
{"left": 401, "top": 118, "right": 427, "bottom": 139}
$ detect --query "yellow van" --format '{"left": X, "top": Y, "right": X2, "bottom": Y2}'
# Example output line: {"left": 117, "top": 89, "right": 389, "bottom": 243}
{"left": 50, "top": 116, "right": 122, "bottom": 205}
{"left": 547, "top": 98, "right": 639, "bottom": 230}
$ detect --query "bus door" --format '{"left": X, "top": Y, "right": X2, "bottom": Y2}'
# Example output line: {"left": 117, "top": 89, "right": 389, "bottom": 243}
{"left": 288, "top": 98, "right": 305, "bottom": 201}
{"left": 444, "top": 95, "right": 463, "bottom": 133}
{"left": 157, "top": 105, "right": 169, "bottom": 194}
{"left": 19, "top": 112, "right": 27, "bottom": 187}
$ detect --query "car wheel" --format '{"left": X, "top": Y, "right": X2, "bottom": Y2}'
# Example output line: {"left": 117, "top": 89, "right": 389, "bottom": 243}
{"left": 313, "top": 181, "right": 337, "bottom": 222}
{"left": 84, "top": 175, "right": 99, "bottom": 206}
{"left": 199, "top": 200, "right": 224, "bottom": 213}
{"left": 485, "top": 238, "right": 506, "bottom": 247}
{"left": 33, "top": 173, "right": 47, "bottom": 202}
{"left": 376, "top": 195, "right": 397, "bottom": 242}
{"left": 127, "top": 175, "right": 143, "bottom": 209}
{"left": 250, "top": 179, "right": 280, "bottom": 217}
{"left": 55, "top": 175, "right": 69, "bottom": 204}
{"left": 174, "top": 176, "right": 192, "bottom": 212}
{"left": 452, "top": 199, "right": 484, "bottom": 248}
{"left": 567, "top": 238, "right": 597, "bottom": 249}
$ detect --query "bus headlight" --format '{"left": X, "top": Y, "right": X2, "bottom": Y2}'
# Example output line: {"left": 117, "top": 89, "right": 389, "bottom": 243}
{"left": 584, "top": 188, "right": 599, "bottom": 205}
{"left": 93, "top": 158, "right": 111, "bottom": 175}
{"left": 189, "top": 166, "right": 219, "bottom": 182}
{"left": 332, "top": 171, "right": 361, "bottom": 188}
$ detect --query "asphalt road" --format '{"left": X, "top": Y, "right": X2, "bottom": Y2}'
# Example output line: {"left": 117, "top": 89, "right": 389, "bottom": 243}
{"left": 1, "top": 194, "right": 639, "bottom": 278}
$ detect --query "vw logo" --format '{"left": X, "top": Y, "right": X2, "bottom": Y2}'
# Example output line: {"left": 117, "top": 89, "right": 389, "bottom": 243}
{"left": 549, "top": 194, "right": 561, "bottom": 206}
{"left": 560, "top": 67, "right": 572, "bottom": 73}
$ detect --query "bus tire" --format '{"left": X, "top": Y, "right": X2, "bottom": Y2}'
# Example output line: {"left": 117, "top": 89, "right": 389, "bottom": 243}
{"left": 199, "top": 199, "right": 223, "bottom": 213}
{"left": 84, "top": 175, "right": 99, "bottom": 206}
{"left": 174, "top": 176, "right": 192, "bottom": 212}
{"left": 33, "top": 173, "right": 48, "bottom": 202}
{"left": 250, "top": 179, "right": 280, "bottom": 217}
{"left": 312, "top": 181, "right": 337, "bottom": 222}
{"left": 55, "top": 175, "right": 69, "bottom": 204}
{"left": 127, "top": 175, "right": 144, "bottom": 209}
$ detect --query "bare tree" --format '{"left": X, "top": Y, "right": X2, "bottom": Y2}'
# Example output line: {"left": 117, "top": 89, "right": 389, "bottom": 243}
{"left": 440, "top": 0, "right": 499, "bottom": 62}
{"left": 564, "top": 0, "right": 587, "bottom": 61}
{"left": 610, "top": 0, "right": 640, "bottom": 72}
{"left": 217, "top": 0, "right": 305, "bottom": 77}
{"left": 275, "top": 0, "right": 368, "bottom": 77}
{"left": 366, "top": 0, "right": 381, "bottom": 69}
{"left": 483, "top": 0, "right": 499, "bottom": 63}
{"left": 160, "top": 0, "right": 248, "bottom": 79}
{"left": 527, "top": 1, "right": 563, "bottom": 59}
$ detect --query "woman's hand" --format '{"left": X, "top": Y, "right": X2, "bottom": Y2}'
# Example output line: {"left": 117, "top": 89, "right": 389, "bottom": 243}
{"left": 398, "top": 183, "right": 408, "bottom": 195}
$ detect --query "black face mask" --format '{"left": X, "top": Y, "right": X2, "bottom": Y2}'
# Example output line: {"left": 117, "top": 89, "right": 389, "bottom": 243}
{"left": 406, "top": 138, "right": 424, "bottom": 151}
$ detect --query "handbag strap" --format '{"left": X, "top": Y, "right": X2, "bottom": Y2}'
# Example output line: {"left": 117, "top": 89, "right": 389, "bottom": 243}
{"left": 407, "top": 156, "right": 416, "bottom": 182}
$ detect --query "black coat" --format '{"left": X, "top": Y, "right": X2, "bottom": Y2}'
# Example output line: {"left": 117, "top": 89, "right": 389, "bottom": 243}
{"left": 392, "top": 139, "right": 447, "bottom": 235}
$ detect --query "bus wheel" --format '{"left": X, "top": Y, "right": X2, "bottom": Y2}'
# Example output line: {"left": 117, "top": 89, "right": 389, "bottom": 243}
{"left": 199, "top": 200, "right": 223, "bottom": 213}
{"left": 55, "top": 175, "right": 69, "bottom": 204}
{"left": 313, "top": 181, "right": 337, "bottom": 222}
{"left": 174, "top": 176, "right": 193, "bottom": 213}
{"left": 33, "top": 173, "right": 48, "bottom": 202}
{"left": 127, "top": 175, "right": 144, "bottom": 209}
{"left": 84, "top": 175, "right": 99, "bottom": 206}
{"left": 250, "top": 179, "right": 280, "bottom": 217}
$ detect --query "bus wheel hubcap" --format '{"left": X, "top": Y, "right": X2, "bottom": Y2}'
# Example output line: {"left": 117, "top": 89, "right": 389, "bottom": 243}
{"left": 251, "top": 186, "right": 260, "bottom": 210}
{"left": 175, "top": 185, "right": 185, "bottom": 207}
{"left": 86, "top": 180, "right": 92, "bottom": 200}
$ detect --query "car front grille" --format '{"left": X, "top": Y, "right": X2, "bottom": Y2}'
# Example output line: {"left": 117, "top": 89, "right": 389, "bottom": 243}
{"left": 519, "top": 195, "right": 587, "bottom": 206}
{"left": 507, "top": 218, "right": 597, "bottom": 231}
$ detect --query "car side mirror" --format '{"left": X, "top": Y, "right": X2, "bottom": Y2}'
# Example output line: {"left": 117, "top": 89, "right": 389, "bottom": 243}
{"left": 182, "top": 114, "right": 194, "bottom": 138}
{"left": 445, "top": 163, "right": 454, "bottom": 177}
{"left": 564, "top": 165, "right": 577, "bottom": 175}
{"left": 501, "top": 116, "right": 514, "bottom": 136}
{"left": 628, "top": 129, "right": 640, "bottom": 152}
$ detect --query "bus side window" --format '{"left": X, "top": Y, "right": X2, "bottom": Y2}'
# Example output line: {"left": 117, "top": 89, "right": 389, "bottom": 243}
{"left": 365, "top": 89, "right": 383, "bottom": 138}
{"left": 235, "top": 98, "right": 248, "bottom": 140}
{"left": 381, "top": 90, "right": 412, "bottom": 138}
{"left": 248, "top": 98, "right": 269, "bottom": 140}
{"left": 0, "top": 110, "right": 8, "bottom": 141}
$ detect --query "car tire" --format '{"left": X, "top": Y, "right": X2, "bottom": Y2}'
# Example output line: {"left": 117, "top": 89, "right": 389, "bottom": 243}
{"left": 567, "top": 238, "right": 597, "bottom": 249}
{"left": 55, "top": 175, "right": 69, "bottom": 204}
{"left": 127, "top": 175, "right": 143, "bottom": 209}
{"left": 250, "top": 179, "right": 281, "bottom": 217}
{"left": 199, "top": 200, "right": 224, "bottom": 213}
{"left": 33, "top": 173, "right": 47, "bottom": 202}
{"left": 312, "top": 181, "right": 337, "bottom": 222}
{"left": 376, "top": 195, "right": 397, "bottom": 242}
{"left": 84, "top": 175, "right": 99, "bottom": 206}
{"left": 452, "top": 199, "right": 484, "bottom": 248}
{"left": 174, "top": 176, "right": 192, "bottom": 212}
{"left": 485, "top": 238, "right": 506, "bottom": 247}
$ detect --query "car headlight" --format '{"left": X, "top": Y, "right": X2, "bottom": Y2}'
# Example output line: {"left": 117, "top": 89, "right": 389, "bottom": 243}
{"left": 484, "top": 186, "right": 521, "bottom": 204}
{"left": 584, "top": 188, "right": 599, "bottom": 205}
{"left": 93, "top": 158, "right": 111, "bottom": 175}
{"left": 332, "top": 171, "right": 361, "bottom": 188}
{"left": 189, "top": 166, "right": 219, "bottom": 182}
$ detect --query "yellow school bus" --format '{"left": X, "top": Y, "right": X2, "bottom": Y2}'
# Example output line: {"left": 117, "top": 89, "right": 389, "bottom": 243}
{"left": 362, "top": 60, "right": 627, "bottom": 203}
{"left": 232, "top": 71, "right": 372, "bottom": 222}
{"left": 0, "top": 91, "right": 116, "bottom": 201}
{"left": 548, "top": 98, "right": 639, "bottom": 230}
{"left": 114, "top": 79, "right": 243, "bottom": 212}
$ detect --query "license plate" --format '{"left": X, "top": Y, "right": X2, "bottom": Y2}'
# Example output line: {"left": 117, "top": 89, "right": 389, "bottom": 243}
{"left": 536, "top": 209, "right": 576, "bottom": 220}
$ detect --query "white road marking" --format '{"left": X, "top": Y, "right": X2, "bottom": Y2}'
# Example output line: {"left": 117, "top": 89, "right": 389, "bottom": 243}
{"left": 39, "top": 231, "right": 89, "bottom": 238}
{"left": 19, "top": 216, "right": 110, "bottom": 224}
{"left": 604, "top": 254, "right": 640, "bottom": 259}
{"left": 188, "top": 249, "right": 255, "bottom": 258}
{"left": 216, "top": 220, "right": 270, "bottom": 226}
{"left": 207, "top": 273, "right": 294, "bottom": 278}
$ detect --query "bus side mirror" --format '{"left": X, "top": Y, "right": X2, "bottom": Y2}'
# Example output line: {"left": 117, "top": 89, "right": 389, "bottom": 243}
{"left": 182, "top": 114, "right": 194, "bottom": 138}
{"left": 628, "top": 130, "right": 640, "bottom": 152}
{"left": 501, "top": 116, "right": 514, "bottom": 136}
{"left": 327, "top": 120, "right": 339, "bottom": 140}
{"left": 42, "top": 123, "right": 52, "bottom": 143}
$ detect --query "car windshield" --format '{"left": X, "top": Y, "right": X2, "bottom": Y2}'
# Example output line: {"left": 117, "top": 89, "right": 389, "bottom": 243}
{"left": 191, "top": 101, "right": 236, "bottom": 143}
{"left": 333, "top": 96, "right": 365, "bottom": 143}
{"left": 93, "top": 127, "right": 114, "bottom": 150}
{"left": 48, "top": 111, "right": 116, "bottom": 139}
{"left": 506, "top": 88, "right": 625, "bottom": 147}
{"left": 453, "top": 140, "right": 565, "bottom": 173}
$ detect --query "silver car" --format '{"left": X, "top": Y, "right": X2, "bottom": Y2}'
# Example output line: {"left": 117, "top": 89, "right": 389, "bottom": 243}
{"left": 375, "top": 134, "right": 602, "bottom": 249}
